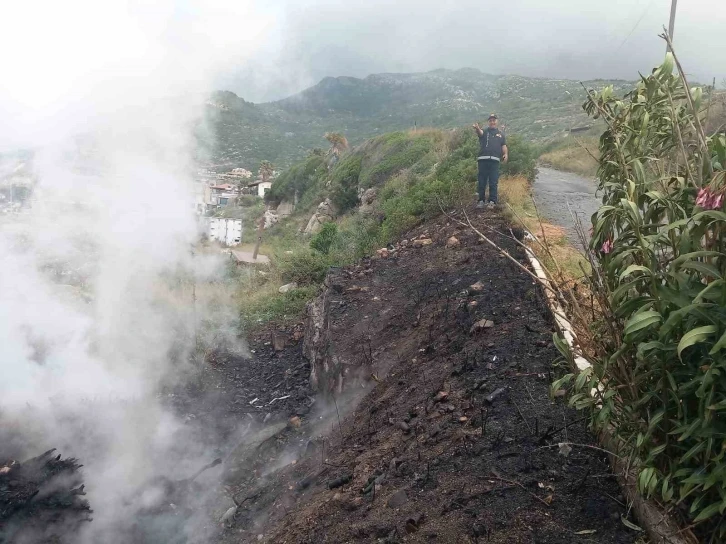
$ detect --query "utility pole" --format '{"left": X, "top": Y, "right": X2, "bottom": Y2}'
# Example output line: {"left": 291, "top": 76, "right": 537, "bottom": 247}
{"left": 666, "top": 0, "right": 677, "bottom": 53}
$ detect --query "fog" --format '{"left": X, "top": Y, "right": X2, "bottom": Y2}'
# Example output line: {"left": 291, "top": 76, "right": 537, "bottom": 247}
{"left": 0, "top": 0, "right": 723, "bottom": 541}
{"left": 217, "top": 0, "right": 726, "bottom": 102}
{"left": 0, "top": 1, "right": 271, "bottom": 542}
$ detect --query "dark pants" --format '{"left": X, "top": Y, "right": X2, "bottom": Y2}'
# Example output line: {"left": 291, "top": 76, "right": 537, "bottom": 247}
{"left": 477, "top": 159, "right": 500, "bottom": 204}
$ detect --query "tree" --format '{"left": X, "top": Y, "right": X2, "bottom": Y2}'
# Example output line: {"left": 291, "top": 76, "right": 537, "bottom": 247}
{"left": 324, "top": 133, "right": 349, "bottom": 157}
{"left": 258, "top": 161, "right": 274, "bottom": 183}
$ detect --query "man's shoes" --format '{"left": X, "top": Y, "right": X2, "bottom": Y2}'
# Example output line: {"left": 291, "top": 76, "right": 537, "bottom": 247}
{"left": 486, "top": 201, "right": 496, "bottom": 209}
{"left": 476, "top": 200, "right": 485, "bottom": 209}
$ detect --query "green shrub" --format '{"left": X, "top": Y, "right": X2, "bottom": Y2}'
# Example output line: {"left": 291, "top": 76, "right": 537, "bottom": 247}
{"left": 266, "top": 154, "right": 327, "bottom": 203}
{"left": 275, "top": 249, "right": 330, "bottom": 285}
{"left": 329, "top": 155, "right": 362, "bottom": 212}
{"left": 310, "top": 222, "right": 339, "bottom": 255}
{"left": 240, "top": 286, "right": 318, "bottom": 330}
{"left": 358, "top": 133, "right": 435, "bottom": 188}
{"left": 501, "top": 134, "right": 537, "bottom": 181}
{"left": 554, "top": 54, "right": 726, "bottom": 540}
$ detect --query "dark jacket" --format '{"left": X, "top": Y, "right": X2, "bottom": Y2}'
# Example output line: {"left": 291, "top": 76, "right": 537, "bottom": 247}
{"left": 478, "top": 128, "right": 506, "bottom": 161}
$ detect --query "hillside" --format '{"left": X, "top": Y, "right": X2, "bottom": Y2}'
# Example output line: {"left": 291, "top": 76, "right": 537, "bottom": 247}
{"left": 202, "top": 68, "right": 633, "bottom": 171}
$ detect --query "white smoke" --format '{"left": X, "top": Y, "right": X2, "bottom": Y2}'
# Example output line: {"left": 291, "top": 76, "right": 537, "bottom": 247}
{"left": 0, "top": 1, "right": 275, "bottom": 542}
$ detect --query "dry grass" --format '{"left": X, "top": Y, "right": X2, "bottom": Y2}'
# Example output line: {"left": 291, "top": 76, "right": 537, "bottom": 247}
{"left": 540, "top": 136, "right": 599, "bottom": 178}
{"left": 500, "top": 175, "right": 589, "bottom": 283}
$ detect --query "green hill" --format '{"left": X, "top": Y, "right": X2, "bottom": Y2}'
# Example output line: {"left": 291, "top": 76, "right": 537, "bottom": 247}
{"left": 202, "top": 68, "right": 632, "bottom": 171}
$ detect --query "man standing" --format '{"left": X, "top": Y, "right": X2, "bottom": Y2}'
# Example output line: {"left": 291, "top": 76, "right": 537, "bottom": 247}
{"left": 473, "top": 114, "right": 508, "bottom": 209}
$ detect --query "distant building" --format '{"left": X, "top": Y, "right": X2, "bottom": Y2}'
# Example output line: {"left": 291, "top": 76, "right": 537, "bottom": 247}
{"left": 206, "top": 217, "right": 242, "bottom": 246}
{"left": 246, "top": 179, "right": 272, "bottom": 198}
{"left": 209, "top": 183, "right": 238, "bottom": 207}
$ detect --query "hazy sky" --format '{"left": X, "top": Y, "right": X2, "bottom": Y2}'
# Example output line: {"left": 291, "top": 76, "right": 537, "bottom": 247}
{"left": 219, "top": 0, "right": 726, "bottom": 102}
{"left": 1, "top": 0, "right": 724, "bottom": 139}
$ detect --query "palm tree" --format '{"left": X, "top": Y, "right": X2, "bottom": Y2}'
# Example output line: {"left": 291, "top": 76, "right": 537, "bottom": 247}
{"left": 324, "top": 133, "right": 349, "bottom": 157}
{"left": 258, "top": 161, "right": 274, "bottom": 183}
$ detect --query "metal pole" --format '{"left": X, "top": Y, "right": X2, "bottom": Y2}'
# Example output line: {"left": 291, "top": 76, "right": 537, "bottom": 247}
{"left": 252, "top": 214, "right": 264, "bottom": 260}
{"left": 666, "top": 0, "right": 677, "bottom": 53}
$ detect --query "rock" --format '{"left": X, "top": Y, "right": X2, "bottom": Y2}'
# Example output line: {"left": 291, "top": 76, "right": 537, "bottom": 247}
{"left": 446, "top": 236, "right": 460, "bottom": 249}
{"left": 288, "top": 416, "right": 302, "bottom": 429}
{"left": 276, "top": 200, "right": 295, "bottom": 218}
{"left": 396, "top": 421, "right": 411, "bottom": 433}
{"left": 469, "top": 281, "right": 485, "bottom": 293}
{"left": 304, "top": 199, "right": 338, "bottom": 235}
{"left": 264, "top": 209, "right": 279, "bottom": 229}
{"left": 376, "top": 248, "right": 390, "bottom": 258}
{"left": 359, "top": 187, "right": 378, "bottom": 213}
{"left": 272, "top": 332, "right": 287, "bottom": 352}
{"left": 484, "top": 387, "right": 506, "bottom": 405}
{"left": 405, "top": 513, "right": 424, "bottom": 533}
{"left": 303, "top": 274, "right": 343, "bottom": 395}
{"left": 387, "top": 489, "right": 408, "bottom": 508}
{"left": 279, "top": 282, "right": 298, "bottom": 294}
{"left": 328, "top": 474, "right": 352, "bottom": 490}
{"left": 220, "top": 506, "right": 237, "bottom": 525}
{"left": 412, "top": 238, "right": 433, "bottom": 248}
{"left": 469, "top": 319, "right": 494, "bottom": 335}
{"left": 433, "top": 391, "right": 449, "bottom": 403}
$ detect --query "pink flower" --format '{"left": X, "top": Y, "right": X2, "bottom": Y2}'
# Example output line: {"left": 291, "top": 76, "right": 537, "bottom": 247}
{"left": 696, "top": 187, "right": 725, "bottom": 210}
{"left": 601, "top": 239, "right": 614, "bottom": 254}
{"left": 696, "top": 188, "right": 711, "bottom": 208}
{"left": 711, "top": 192, "right": 724, "bottom": 210}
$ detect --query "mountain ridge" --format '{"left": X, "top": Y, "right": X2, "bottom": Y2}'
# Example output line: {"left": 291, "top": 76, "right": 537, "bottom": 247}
{"left": 203, "top": 67, "right": 632, "bottom": 171}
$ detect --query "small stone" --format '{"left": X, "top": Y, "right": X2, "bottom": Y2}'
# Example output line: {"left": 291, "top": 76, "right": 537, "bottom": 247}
{"left": 469, "top": 319, "right": 495, "bottom": 335}
{"left": 388, "top": 489, "right": 408, "bottom": 508}
{"left": 288, "top": 416, "right": 302, "bottom": 429}
{"left": 412, "top": 238, "right": 433, "bottom": 248}
{"left": 278, "top": 282, "right": 297, "bottom": 294}
{"left": 469, "top": 281, "right": 485, "bottom": 293}
{"left": 446, "top": 236, "right": 460, "bottom": 249}
{"left": 220, "top": 506, "right": 237, "bottom": 524}
{"left": 376, "top": 248, "right": 390, "bottom": 258}
{"left": 272, "top": 333, "right": 287, "bottom": 352}
{"left": 458, "top": 416, "right": 468, "bottom": 423}
{"left": 433, "top": 391, "right": 449, "bottom": 403}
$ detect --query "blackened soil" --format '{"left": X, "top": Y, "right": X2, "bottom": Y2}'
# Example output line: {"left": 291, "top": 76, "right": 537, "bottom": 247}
{"left": 212, "top": 207, "right": 640, "bottom": 544}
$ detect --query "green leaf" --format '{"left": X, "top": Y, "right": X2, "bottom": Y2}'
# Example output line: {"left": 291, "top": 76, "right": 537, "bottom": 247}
{"left": 672, "top": 251, "right": 724, "bottom": 269}
{"left": 679, "top": 261, "right": 723, "bottom": 279}
{"left": 709, "top": 330, "right": 726, "bottom": 355}
{"left": 624, "top": 310, "right": 662, "bottom": 337}
{"left": 619, "top": 264, "right": 652, "bottom": 281}
{"left": 616, "top": 296, "right": 654, "bottom": 319}
{"left": 677, "top": 325, "right": 717, "bottom": 359}
{"left": 692, "top": 210, "right": 726, "bottom": 224}
{"left": 680, "top": 441, "right": 706, "bottom": 463}
{"left": 693, "top": 501, "right": 722, "bottom": 523}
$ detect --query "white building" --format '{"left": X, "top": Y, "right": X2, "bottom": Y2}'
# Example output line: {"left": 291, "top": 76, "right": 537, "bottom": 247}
{"left": 207, "top": 218, "right": 242, "bottom": 246}
{"left": 257, "top": 181, "right": 272, "bottom": 198}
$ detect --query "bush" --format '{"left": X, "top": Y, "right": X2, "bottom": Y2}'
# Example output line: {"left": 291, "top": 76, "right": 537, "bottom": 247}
{"left": 329, "top": 155, "right": 362, "bottom": 212}
{"left": 555, "top": 54, "right": 726, "bottom": 539}
{"left": 240, "top": 286, "right": 318, "bottom": 331}
{"left": 266, "top": 154, "right": 327, "bottom": 204}
{"left": 275, "top": 249, "right": 330, "bottom": 286}
{"left": 500, "top": 134, "right": 537, "bottom": 181}
{"left": 310, "top": 222, "right": 339, "bottom": 255}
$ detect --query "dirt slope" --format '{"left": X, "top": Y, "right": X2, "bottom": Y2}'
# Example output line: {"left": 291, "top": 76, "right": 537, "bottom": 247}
{"left": 212, "top": 207, "right": 640, "bottom": 544}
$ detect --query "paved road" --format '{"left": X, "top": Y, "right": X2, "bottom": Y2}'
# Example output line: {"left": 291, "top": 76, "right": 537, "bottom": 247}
{"left": 532, "top": 166, "right": 600, "bottom": 246}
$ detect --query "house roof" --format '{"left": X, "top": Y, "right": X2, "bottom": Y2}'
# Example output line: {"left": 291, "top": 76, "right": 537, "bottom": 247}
{"left": 211, "top": 183, "right": 236, "bottom": 191}
{"left": 247, "top": 180, "right": 272, "bottom": 188}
